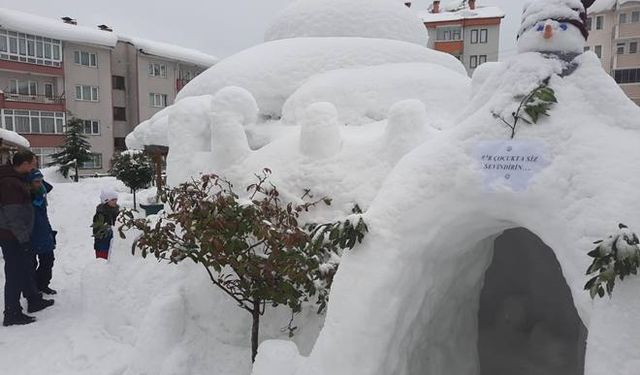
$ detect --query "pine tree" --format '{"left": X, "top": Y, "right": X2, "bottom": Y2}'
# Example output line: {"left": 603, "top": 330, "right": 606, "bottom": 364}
{"left": 49, "top": 117, "right": 92, "bottom": 182}
{"left": 111, "top": 150, "right": 154, "bottom": 209}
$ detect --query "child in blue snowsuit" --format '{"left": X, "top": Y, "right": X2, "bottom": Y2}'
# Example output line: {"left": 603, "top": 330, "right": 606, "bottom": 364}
{"left": 27, "top": 170, "right": 58, "bottom": 295}
{"left": 92, "top": 190, "right": 120, "bottom": 260}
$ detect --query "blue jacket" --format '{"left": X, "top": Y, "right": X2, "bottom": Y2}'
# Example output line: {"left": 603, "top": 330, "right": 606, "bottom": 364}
{"left": 31, "top": 181, "right": 55, "bottom": 254}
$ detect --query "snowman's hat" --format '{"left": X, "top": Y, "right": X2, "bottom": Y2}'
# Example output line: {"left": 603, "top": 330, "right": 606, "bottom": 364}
{"left": 517, "top": 0, "right": 595, "bottom": 40}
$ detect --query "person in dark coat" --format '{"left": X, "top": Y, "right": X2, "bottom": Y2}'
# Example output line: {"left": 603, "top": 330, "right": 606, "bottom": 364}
{"left": 92, "top": 189, "right": 120, "bottom": 260}
{"left": 27, "top": 170, "right": 57, "bottom": 295}
{"left": 0, "top": 151, "right": 54, "bottom": 327}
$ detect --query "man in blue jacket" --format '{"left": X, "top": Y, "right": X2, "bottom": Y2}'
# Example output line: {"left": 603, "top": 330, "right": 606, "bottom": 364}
{"left": 27, "top": 170, "right": 57, "bottom": 295}
{"left": 0, "top": 151, "right": 54, "bottom": 327}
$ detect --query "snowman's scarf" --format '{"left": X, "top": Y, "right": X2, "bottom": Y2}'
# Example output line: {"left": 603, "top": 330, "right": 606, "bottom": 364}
{"left": 540, "top": 51, "right": 581, "bottom": 77}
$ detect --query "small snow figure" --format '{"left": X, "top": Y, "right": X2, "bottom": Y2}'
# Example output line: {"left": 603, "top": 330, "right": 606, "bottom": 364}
{"left": 517, "top": 0, "right": 595, "bottom": 67}
{"left": 92, "top": 189, "right": 120, "bottom": 260}
{"left": 585, "top": 224, "right": 640, "bottom": 298}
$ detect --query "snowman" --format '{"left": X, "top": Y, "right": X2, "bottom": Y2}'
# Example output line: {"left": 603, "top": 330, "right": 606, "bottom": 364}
{"left": 517, "top": 0, "right": 595, "bottom": 57}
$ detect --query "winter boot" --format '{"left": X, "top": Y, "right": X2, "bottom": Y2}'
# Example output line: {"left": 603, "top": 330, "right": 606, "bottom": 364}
{"left": 40, "top": 287, "right": 57, "bottom": 295}
{"left": 3, "top": 311, "right": 36, "bottom": 327}
{"left": 27, "top": 298, "right": 54, "bottom": 313}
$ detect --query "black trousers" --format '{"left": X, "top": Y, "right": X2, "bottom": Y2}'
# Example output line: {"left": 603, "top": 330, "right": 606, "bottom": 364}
{"left": 34, "top": 252, "right": 55, "bottom": 289}
{"left": 0, "top": 240, "right": 40, "bottom": 314}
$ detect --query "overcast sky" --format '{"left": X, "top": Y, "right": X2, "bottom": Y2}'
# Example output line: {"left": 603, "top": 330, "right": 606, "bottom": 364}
{"left": 0, "top": 0, "right": 525, "bottom": 59}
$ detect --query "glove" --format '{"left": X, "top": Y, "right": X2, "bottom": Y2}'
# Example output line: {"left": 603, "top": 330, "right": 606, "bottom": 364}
{"left": 19, "top": 241, "right": 32, "bottom": 252}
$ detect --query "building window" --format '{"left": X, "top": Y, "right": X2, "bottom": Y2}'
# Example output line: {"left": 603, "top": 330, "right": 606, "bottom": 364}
{"left": 80, "top": 153, "right": 102, "bottom": 170}
{"left": 470, "top": 55, "right": 478, "bottom": 69}
{"left": 75, "top": 85, "right": 99, "bottom": 102}
{"left": 44, "top": 83, "right": 54, "bottom": 98}
{"left": 436, "top": 26, "right": 462, "bottom": 41}
{"left": 595, "top": 45, "right": 602, "bottom": 58}
{"left": 0, "top": 30, "right": 62, "bottom": 67}
{"left": 114, "top": 137, "right": 127, "bottom": 151}
{"left": 31, "top": 147, "right": 62, "bottom": 167}
{"left": 113, "top": 107, "right": 127, "bottom": 121}
{"left": 614, "top": 68, "right": 640, "bottom": 84}
{"left": 480, "top": 29, "right": 488, "bottom": 43}
{"left": 112, "top": 75, "right": 126, "bottom": 90}
{"left": 80, "top": 120, "right": 100, "bottom": 135}
{"left": 1, "top": 109, "right": 65, "bottom": 134}
{"left": 630, "top": 41, "right": 638, "bottom": 54}
{"left": 586, "top": 17, "right": 592, "bottom": 30}
{"left": 633, "top": 11, "right": 640, "bottom": 23}
{"left": 470, "top": 29, "right": 479, "bottom": 44}
{"left": 9, "top": 79, "right": 38, "bottom": 96}
{"left": 620, "top": 13, "right": 627, "bottom": 24}
{"left": 148, "top": 63, "right": 167, "bottom": 78}
{"left": 596, "top": 16, "right": 604, "bottom": 30}
{"left": 584, "top": 46, "right": 591, "bottom": 52}
{"left": 617, "top": 42, "right": 626, "bottom": 55}
{"left": 149, "top": 93, "right": 168, "bottom": 108}
{"left": 479, "top": 55, "right": 487, "bottom": 64}
{"left": 73, "top": 50, "right": 98, "bottom": 67}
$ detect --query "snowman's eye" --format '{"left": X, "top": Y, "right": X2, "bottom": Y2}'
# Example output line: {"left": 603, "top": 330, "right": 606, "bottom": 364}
{"left": 560, "top": 23, "right": 568, "bottom": 31}
{"left": 536, "top": 24, "right": 545, "bottom": 32}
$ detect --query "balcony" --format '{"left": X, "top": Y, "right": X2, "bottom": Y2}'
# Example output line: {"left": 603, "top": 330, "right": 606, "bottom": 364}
{"left": 176, "top": 79, "right": 189, "bottom": 92}
{"left": 0, "top": 92, "right": 66, "bottom": 112}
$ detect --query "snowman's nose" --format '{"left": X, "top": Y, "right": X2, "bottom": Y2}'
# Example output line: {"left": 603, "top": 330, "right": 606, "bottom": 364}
{"left": 544, "top": 24, "right": 554, "bottom": 39}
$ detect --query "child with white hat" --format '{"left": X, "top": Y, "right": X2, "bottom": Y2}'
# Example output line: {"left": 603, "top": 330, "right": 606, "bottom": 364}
{"left": 92, "top": 189, "right": 120, "bottom": 260}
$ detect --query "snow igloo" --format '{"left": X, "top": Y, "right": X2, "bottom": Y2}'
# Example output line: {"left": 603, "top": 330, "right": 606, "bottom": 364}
{"left": 127, "top": 0, "right": 640, "bottom": 374}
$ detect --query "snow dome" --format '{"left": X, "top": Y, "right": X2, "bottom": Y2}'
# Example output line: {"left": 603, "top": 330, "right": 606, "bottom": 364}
{"left": 264, "top": 0, "right": 428, "bottom": 46}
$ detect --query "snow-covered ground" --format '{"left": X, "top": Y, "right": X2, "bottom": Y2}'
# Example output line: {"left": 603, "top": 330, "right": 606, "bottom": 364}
{"left": 0, "top": 177, "right": 322, "bottom": 375}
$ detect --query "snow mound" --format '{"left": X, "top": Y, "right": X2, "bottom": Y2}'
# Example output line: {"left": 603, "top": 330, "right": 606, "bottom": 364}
{"left": 264, "top": 0, "right": 428, "bottom": 46}
{"left": 210, "top": 113, "right": 251, "bottom": 170}
{"left": 0, "top": 127, "right": 29, "bottom": 148}
{"left": 177, "top": 38, "right": 466, "bottom": 118}
{"left": 282, "top": 63, "right": 470, "bottom": 127}
{"left": 471, "top": 61, "right": 501, "bottom": 97}
{"left": 299, "top": 102, "right": 343, "bottom": 159}
{"left": 211, "top": 86, "right": 259, "bottom": 126}
{"left": 383, "top": 99, "right": 430, "bottom": 163}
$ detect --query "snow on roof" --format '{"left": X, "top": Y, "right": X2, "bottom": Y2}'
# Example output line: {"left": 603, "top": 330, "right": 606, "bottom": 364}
{"left": 589, "top": 0, "right": 638, "bottom": 13}
{"left": 0, "top": 128, "right": 29, "bottom": 148}
{"left": 418, "top": 6, "right": 505, "bottom": 23}
{"left": 0, "top": 8, "right": 217, "bottom": 66}
{"left": 0, "top": 7, "right": 117, "bottom": 47}
{"left": 119, "top": 35, "right": 218, "bottom": 67}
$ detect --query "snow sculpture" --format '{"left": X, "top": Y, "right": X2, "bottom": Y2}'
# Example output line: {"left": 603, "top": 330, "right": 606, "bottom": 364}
{"left": 383, "top": 99, "right": 430, "bottom": 163}
{"left": 166, "top": 95, "right": 215, "bottom": 186}
{"left": 248, "top": 0, "right": 640, "bottom": 374}
{"left": 299, "top": 102, "right": 342, "bottom": 159}
{"left": 177, "top": 38, "right": 465, "bottom": 118}
{"left": 282, "top": 63, "right": 470, "bottom": 127}
{"left": 264, "top": 0, "right": 428, "bottom": 46}
{"left": 211, "top": 86, "right": 259, "bottom": 127}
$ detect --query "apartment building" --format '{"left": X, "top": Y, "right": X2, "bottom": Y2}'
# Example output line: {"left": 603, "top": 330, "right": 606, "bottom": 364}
{"left": 586, "top": 0, "right": 640, "bottom": 105}
{"left": 416, "top": 0, "right": 504, "bottom": 75}
{"left": 111, "top": 37, "right": 216, "bottom": 150}
{"left": 0, "top": 8, "right": 217, "bottom": 174}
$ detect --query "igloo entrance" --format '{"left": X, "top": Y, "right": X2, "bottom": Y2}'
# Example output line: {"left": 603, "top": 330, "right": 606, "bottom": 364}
{"left": 405, "top": 226, "right": 587, "bottom": 375}
{"left": 478, "top": 228, "right": 588, "bottom": 375}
